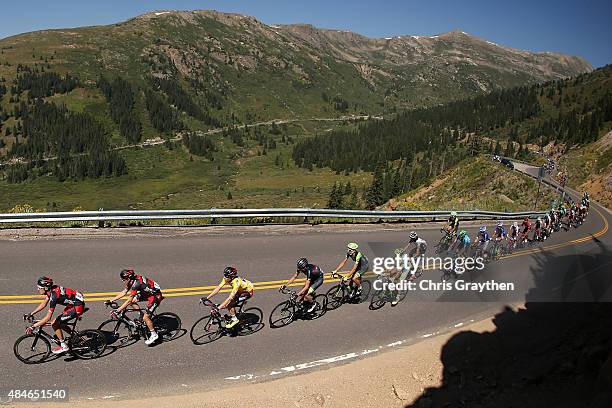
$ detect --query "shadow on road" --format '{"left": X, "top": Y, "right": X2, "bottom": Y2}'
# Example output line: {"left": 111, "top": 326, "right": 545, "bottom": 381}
{"left": 407, "top": 240, "right": 612, "bottom": 407}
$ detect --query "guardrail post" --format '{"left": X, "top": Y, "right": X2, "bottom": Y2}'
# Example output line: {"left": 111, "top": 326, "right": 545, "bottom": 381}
{"left": 97, "top": 208, "right": 104, "bottom": 228}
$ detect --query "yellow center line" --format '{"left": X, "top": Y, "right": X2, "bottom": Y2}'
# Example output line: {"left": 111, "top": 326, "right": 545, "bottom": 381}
{"left": 1, "top": 206, "right": 608, "bottom": 305}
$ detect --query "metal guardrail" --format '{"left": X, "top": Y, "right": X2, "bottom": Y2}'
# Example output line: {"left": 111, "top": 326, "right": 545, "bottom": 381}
{"left": 0, "top": 208, "right": 547, "bottom": 224}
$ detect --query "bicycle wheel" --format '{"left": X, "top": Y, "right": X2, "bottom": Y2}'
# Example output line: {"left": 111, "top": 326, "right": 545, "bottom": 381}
{"left": 14, "top": 334, "right": 51, "bottom": 364}
{"left": 369, "top": 289, "right": 387, "bottom": 310}
{"left": 305, "top": 294, "right": 328, "bottom": 320}
{"left": 190, "top": 315, "right": 224, "bottom": 345}
{"left": 69, "top": 329, "right": 107, "bottom": 359}
{"left": 98, "top": 319, "right": 136, "bottom": 348}
{"left": 355, "top": 280, "right": 372, "bottom": 303}
{"left": 325, "top": 284, "right": 345, "bottom": 310}
{"left": 153, "top": 312, "right": 182, "bottom": 341}
{"left": 269, "top": 300, "right": 295, "bottom": 329}
{"left": 236, "top": 307, "right": 265, "bottom": 336}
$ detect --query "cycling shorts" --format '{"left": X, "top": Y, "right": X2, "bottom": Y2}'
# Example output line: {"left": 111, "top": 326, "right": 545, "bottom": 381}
{"left": 137, "top": 292, "right": 163, "bottom": 315}
{"left": 307, "top": 275, "right": 324, "bottom": 295}
{"left": 55, "top": 304, "right": 86, "bottom": 323}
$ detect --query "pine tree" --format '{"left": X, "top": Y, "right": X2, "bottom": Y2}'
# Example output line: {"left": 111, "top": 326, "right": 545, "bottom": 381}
{"left": 366, "top": 165, "right": 384, "bottom": 210}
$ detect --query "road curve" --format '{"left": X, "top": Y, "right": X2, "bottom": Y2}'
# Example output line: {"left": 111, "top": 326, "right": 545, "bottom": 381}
{"left": 0, "top": 175, "right": 610, "bottom": 403}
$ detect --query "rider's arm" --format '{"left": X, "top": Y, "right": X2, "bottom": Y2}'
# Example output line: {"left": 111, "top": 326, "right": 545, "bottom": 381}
{"left": 32, "top": 309, "right": 53, "bottom": 328}
{"left": 219, "top": 288, "right": 238, "bottom": 310}
{"left": 284, "top": 272, "right": 299, "bottom": 287}
{"left": 116, "top": 294, "right": 136, "bottom": 313}
{"left": 109, "top": 288, "right": 128, "bottom": 303}
{"left": 29, "top": 297, "right": 49, "bottom": 316}
{"left": 333, "top": 258, "right": 348, "bottom": 273}
{"left": 206, "top": 283, "right": 224, "bottom": 300}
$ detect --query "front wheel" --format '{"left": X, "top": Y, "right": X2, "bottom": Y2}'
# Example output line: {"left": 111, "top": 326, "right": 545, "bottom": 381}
{"left": 369, "top": 289, "right": 388, "bottom": 310}
{"left": 190, "top": 315, "right": 223, "bottom": 345}
{"left": 69, "top": 329, "right": 107, "bottom": 359}
{"left": 269, "top": 300, "right": 295, "bottom": 329}
{"left": 153, "top": 312, "right": 182, "bottom": 342}
{"left": 325, "top": 284, "right": 346, "bottom": 310}
{"left": 14, "top": 334, "right": 51, "bottom": 364}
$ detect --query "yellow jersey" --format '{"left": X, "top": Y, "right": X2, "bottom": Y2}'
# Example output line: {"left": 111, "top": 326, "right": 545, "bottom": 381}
{"left": 220, "top": 277, "right": 253, "bottom": 293}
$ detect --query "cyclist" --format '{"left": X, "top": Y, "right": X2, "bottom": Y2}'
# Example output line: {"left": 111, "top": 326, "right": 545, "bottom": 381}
{"left": 207, "top": 266, "right": 254, "bottom": 329}
{"left": 520, "top": 217, "right": 531, "bottom": 243}
{"left": 107, "top": 269, "right": 163, "bottom": 345}
{"left": 491, "top": 221, "right": 507, "bottom": 254}
{"left": 544, "top": 212, "right": 553, "bottom": 237}
{"left": 26, "top": 276, "right": 86, "bottom": 354}
{"left": 450, "top": 230, "right": 471, "bottom": 258}
{"left": 475, "top": 226, "right": 491, "bottom": 259}
{"left": 445, "top": 211, "right": 460, "bottom": 236}
{"left": 282, "top": 258, "right": 324, "bottom": 313}
{"left": 508, "top": 222, "right": 519, "bottom": 251}
{"left": 533, "top": 217, "right": 544, "bottom": 241}
{"left": 398, "top": 231, "right": 427, "bottom": 280}
{"left": 332, "top": 242, "right": 369, "bottom": 299}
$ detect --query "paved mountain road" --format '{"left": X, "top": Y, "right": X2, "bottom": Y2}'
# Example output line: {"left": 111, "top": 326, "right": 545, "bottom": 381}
{"left": 0, "top": 201, "right": 609, "bottom": 401}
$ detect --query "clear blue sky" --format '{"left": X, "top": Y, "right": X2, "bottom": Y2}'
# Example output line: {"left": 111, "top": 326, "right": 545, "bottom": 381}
{"left": 0, "top": 0, "right": 610, "bottom": 67}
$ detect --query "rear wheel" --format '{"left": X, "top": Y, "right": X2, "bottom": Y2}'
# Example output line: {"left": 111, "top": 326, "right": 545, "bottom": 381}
{"left": 69, "top": 329, "right": 107, "bottom": 359}
{"left": 14, "top": 334, "right": 51, "bottom": 364}
{"left": 305, "top": 294, "right": 327, "bottom": 320}
{"left": 98, "top": 319, "right": 136, "bottom": 347}
{"left": 236, "top": 307, "right": 265, "bottom": 336}
{"left": 269, "top": 300, "right": 295, "bottom": 328}
{"left": 153, "top": 312, "right": 182, "bottom": 341}
{"left": 354, "top": 280, "right": 372, "bottom": 303}
{"left": 190, "top": 315, "right": 223, "bottom": 345}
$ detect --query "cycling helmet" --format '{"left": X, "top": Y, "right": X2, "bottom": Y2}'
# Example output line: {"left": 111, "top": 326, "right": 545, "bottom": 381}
{"left": 479, "top": 226, "right": 487, "bottom": 233}
{"left": 297, "top": 258, "right": 308, "bottom": 270}
{"left": 450, "top": 211, "right": 458, "bottom": 218}
{"left": 537, "top": 217, "right": 542, "bottom": 222}
{"left": 513, "top": 222, "right": 518, "bottom": 228}
{"left": 409, "top": 231, "right": 418, "bottom": 240}
{"left": 458, "top": 230, "right": 467, "bottom": 238}
{"left": 37, "top": 276, "right": 53, "bottom": 290}
{"left": 347, "top": 242, "right": 359, "bottom": 251}
{"left": 394, "top": 248, "right": 404, "bottom": 256}
{"left": 497, "top": 221, "right": 503, "bottom": 227}
{"left": 524, "top": 216, "right": 529, "bottom": 222}
{"left": 119, "top": 269, "right": 135, "bottom": 280}
{"left": 223, "top": 266, "right": 238, "bottom": 279}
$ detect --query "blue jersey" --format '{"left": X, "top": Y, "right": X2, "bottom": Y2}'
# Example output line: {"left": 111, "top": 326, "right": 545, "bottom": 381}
{"left": 478, "top": 232, "right": 490, "bottom": 243}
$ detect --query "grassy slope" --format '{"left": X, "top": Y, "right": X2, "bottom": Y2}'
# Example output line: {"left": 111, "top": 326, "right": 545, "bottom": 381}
{"left": 388, "top": 155, "right": 557, "bottom": 212}
{"left": 0, "top": 121, "right": 371, "bottom": 212}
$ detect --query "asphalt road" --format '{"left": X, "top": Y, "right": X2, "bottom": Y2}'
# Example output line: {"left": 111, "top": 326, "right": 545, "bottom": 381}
{"left": 0, "top": 165, "right": 610, "bottom": 403}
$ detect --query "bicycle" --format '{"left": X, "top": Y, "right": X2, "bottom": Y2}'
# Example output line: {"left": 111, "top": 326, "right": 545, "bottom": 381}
{"left": 434, "top": 229, "right": 453, "bottom": 254}
{"left": 98, "top": 302, "right": 181, "bottom": 347}
{"left": 14, "top": 311, "right": 106, "bottom": 364}
{"left": 190, "top": 298, "right": 264, "bottom": 345}
{"left": 325, "top": 271, "right": 372, "bottom": 310}
{"left": 369, "top": 273, "right": 410, "bottom": 310}
{"left": 269, "top": 287, "right": 327, "bottom": 329}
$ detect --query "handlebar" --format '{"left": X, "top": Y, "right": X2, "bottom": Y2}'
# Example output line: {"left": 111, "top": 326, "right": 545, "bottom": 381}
{"left": 279, "top": 286, "right": 297, "bottom": 296}
{"left": 199, "top": 298, "right": 220, "bottom": 312}
{"left": 104, "top": 301, "right": 119, "bottom": 309}
{"left": 23, "top": 314, "right": 34, "bottom": 323}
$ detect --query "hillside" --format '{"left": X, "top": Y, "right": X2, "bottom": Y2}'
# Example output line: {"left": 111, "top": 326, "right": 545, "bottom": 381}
{"left": 384, "top": 155, "right": 556, "bottom": 212}
{"left": 0, "top": 9, "right": 591, "bottom": 129}
{"left": 297, "top": 65, "right": 610, "bottom": 210}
